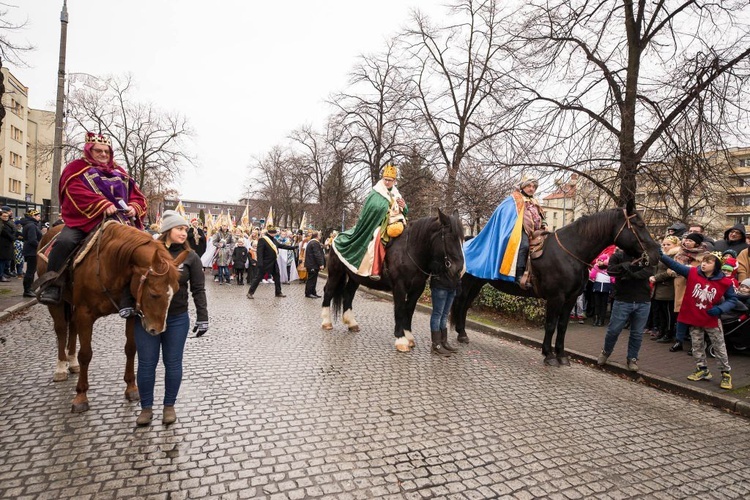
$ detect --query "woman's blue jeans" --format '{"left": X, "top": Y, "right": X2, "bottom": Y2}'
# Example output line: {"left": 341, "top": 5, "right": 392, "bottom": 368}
{"left": 135, "top": 312, "right": 190, "bottom": 409}
{"left": 431, "top": 288, "right": 456, "bottom": 331}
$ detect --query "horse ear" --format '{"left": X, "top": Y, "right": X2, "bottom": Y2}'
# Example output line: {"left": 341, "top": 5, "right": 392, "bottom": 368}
{"left": 173, "top": 250, "right": 191, "bottom": 266}
{"left": 437, "top": 208, "right": 450, "bottom": 226}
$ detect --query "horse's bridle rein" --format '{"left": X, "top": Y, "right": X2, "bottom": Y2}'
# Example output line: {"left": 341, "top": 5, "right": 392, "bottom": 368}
{"left": 406, "top": 225, "right": 454, "bottom": 277}
{"left": 94, "top": 227, "right": 169, "bottom": 318}
{"left": 554, "top": 209, "right": 651, "bottom": 269}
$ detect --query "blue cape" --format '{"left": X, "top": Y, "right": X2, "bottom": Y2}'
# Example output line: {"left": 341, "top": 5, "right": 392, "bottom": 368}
{"left": 464, "top": 195, "right": 523, "bottom": 281}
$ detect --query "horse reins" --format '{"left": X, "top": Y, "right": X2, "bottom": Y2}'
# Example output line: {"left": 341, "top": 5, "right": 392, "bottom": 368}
{"left": 405, "top": 226, "right": 453, "bottom": 277}
{"left": 553, "top": 209, "right": 651, "bottom": 268}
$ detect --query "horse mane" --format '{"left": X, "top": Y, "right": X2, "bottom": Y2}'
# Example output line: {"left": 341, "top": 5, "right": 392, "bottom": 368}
{"left": 101, "top": 224, "right": 166, "bottom": 268}
{"left": 407, "top": 212, "right": 463, "bottom": 240}
{"left": 565, "top": 208, "right": 621, "bottom": 241}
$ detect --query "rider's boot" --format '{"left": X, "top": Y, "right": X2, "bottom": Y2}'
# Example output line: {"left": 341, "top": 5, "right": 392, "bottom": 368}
{"left": 39, "top": 285, "right": 62, "bottom": 305}
{"left": 431, "top": 330, "right": 452, "bottom": 357}
{"left": 440, "top": 328, "right": 458, "bottom": 353}
{"left": 118, "top": 289, "right": 137, "bottom": 318}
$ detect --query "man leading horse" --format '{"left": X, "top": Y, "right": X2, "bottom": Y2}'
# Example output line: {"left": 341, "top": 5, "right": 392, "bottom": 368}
{"left": 331, "top": 164, "right": 408, "bottom": 280}
{"left": 38, "top": 132, "right": 147, "bottom": 306}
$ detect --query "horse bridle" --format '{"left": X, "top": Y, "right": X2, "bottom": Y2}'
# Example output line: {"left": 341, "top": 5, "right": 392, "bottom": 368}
{"left": 406, "top": 225, "right": 454, "bottom": 277}
{"left": 94, "top": 228, "right": 169, "bottom": 318}
{"left": 554, "top": 208, "right": 651, "bottom": 268}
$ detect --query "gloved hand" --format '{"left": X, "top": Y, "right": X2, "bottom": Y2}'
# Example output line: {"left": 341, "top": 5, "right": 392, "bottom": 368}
{"left": 707, "top": 307, "right": 721, "bottom": 317}
{"left": 193, "top": 321, "right": 209, "bottom": 337}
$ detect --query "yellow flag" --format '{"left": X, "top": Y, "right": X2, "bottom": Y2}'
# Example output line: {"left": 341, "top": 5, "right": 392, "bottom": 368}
{"left": 174, "top": 200, "right": 186, "bottom": 217}
{"left": 265, "top": 206, "right": 274, "bottom": 229}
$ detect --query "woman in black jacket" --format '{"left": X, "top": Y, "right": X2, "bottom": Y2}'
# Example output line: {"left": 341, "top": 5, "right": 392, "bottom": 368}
{"left": 135, "top": 210, "right": 209, "bottom": 427}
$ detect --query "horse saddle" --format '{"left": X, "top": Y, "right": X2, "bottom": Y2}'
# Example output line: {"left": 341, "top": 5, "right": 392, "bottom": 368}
{"left": 33, "top": 222, "right": 113, "bottom": 291}
{"left": 529, "top": 229, "right": 550, "bottom": 260}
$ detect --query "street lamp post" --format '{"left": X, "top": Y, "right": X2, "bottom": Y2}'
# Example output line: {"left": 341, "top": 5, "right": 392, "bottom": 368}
{"left": 50, "top": 0, "right": 68, "bottom": 222}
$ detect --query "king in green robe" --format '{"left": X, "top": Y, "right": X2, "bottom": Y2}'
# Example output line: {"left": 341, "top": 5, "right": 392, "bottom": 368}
{"left": 332, "top": 176, "right": 408, "bottom": 277}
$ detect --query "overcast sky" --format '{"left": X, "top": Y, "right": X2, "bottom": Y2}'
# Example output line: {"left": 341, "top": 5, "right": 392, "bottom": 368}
{"left": 10, "top": 0, "right": 447, "bottom": 203}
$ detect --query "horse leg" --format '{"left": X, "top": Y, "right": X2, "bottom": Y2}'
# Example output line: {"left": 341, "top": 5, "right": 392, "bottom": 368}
{"left": 542, "top": 304, "right": 560, "bottom": 367}
{"left": 341, "top": 279, "right": 360, "bottom": 332}
{"left": 50, "top": 305, "right": 70, "bottom": 382}
{"left": 71, "top": 311, "right": 94, "bottom": 413}
{"left": 391, "top": 285, "right": 411, "bottom": 352}
{"left": 554, "top": 300, "right": 577, "bottom": 366}
{"left": 453, "top": 277, "right": 484, "bottom": 343}
{"left": 123, "top": 317, "right": 140, "bottom": 402}
{"left": 402, "top": 286, "right": 424, "bottom": 348}
{"left": 321, "top": 254, "right": 344, "bottom": 330}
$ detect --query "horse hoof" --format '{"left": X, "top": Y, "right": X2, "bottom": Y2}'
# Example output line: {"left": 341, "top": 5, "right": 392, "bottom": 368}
{"left": 125, "top": 390, "right": 140, "bottom": 402}
{"left": 348, "top": 325, "right": 360, "bottom": 333}
{"left": 408, "top": 339, "right": 416, "bottom": 348}
{"left": 52, "top": 372, "right": 68, "bottom": 382}
{"left": 71, "top": 402, "right": 89, "bottom": 413}
{"left": 457, "top": 335, "right": 469, "bottom": 344}
{"left": 321, "top": 323, "right": 333, "bottom": 331}
{"left": 68, "top": 366, "right": 80, "bottom": 374}
{"left": 557, "top": 356, "right": 570, "bottom": 366}
{"left": 543, "top": 356, "right": 559, "bottom": 367}
{"left": 395, "top": 338, "right": 411, "bottom": 352}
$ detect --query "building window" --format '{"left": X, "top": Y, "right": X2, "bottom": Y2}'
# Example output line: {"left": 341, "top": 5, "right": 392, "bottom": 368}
{"left": 10, "top": 99, "right": 23, "bottom": 117}
{"left": 740, "top": 159, "right": 747, "bottom": 168}
{"left": 213, "top": 205, "right": 220, "bottom": 210}
{"left": 8, "top": 179, "right": 22, "bottom": 194}
{"left": 10, "top": 125, "right": 22, "bottom": 142}
{"left": 9, "top": 152, "right": 22, "bottom": 168}
{"left": 183, "top": 202, "right": 190, "bottom": 207}
{"left": 197, "top": 204, "right": 206, "bottom": 209}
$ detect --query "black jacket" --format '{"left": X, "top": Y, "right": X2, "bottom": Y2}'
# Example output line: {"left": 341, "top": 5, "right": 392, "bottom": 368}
{"left": 607, "top": 250, "right": 655, "bottom": 303}
{"left": 232, "top": 246, "right": 249, "bottom": 269}
{"left": 166, "top": 244, "right": 208, "bottom": 322}
{"left": 257, "top": 234, "right": 296, "bottom": 270}
{"left": 0, "top": 219, "right": 15, "bottom": 261}
{"left": 714, "top": 223, "right": 749, "bottom": 254}
{"left": 21, "top": 215, "right": 43, "bottom": 257}
{"left": 187, "top": 226, "right": 207, "bottom": 257}
{"left": 304, "top": 239, "right": 325, "bottom": 269}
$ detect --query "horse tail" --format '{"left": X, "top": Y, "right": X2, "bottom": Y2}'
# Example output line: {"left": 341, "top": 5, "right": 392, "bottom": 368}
{"left": 326, "top": 249, "right": 347, "bottom": 321}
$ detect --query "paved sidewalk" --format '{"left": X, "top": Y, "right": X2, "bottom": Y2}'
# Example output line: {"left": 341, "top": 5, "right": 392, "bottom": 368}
{"left": 360, "top": 287, "right": 750, "bottom": 418}
{"left": 0, "top": 272, "right": 36, "bottom": 321}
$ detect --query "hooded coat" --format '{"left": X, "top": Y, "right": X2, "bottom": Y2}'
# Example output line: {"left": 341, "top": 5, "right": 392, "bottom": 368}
{"left": 713, "top": 223, "right": 749, "bottom": 254}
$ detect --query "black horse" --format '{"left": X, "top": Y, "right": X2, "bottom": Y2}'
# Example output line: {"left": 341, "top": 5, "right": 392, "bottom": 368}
{"left": 451, "top": 207, "right": 660, "bottom": 366}
{"left": 322, "top": 209, "right": 464, "bottom": 351}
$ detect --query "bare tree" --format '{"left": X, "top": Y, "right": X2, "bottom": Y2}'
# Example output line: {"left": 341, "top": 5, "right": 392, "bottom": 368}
{"left": 330, "top": 40, "right": 417, "bottom": 186}
{"left": 65, "top": 74, "right": 194, "bottom": 207}
{"left": 400, "top": 0, "right": 518, "bottom": 206}
{"left": 454, "top": 159, "right": 512, "bottom": 234}
{"left": 0, "top": 3, "right": 34, "bottom": 134}
{"left": 505, "top": 0, "right": 750, "bottom": 208}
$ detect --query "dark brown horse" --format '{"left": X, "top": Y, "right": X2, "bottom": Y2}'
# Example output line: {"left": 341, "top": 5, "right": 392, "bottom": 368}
{"left": 451, "top": 208, "right": 660, "bottom": 366}
{"left": 37, "top": 222, "right": 187, "bottom": 412}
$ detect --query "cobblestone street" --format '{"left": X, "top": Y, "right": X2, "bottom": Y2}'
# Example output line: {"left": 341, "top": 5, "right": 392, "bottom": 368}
{"left": 1, "top": 277, "right": 750, "bottom": 499}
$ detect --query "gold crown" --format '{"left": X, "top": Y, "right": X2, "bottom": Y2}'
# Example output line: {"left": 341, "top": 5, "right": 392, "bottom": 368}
{"left": 85, "top": 132, "right": 111, "bottom": 146}
{"left": 382, "top": 164, "right": 398, "bottom": 179}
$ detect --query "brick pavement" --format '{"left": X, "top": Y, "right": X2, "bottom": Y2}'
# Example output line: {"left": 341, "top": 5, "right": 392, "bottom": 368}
{"left": 1, "top": 275, "right": 750, "bottom": 498}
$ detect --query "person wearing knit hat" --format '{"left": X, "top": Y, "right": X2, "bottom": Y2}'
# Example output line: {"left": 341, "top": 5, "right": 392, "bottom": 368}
{"left": 464, "top": 173, "right": 547, "bottom": 290}
{"left": 19, "top": 208, "right": 43, "bottom": 296}
{"left": 135, "top": 208, "right": 208, "bottom": 427}
{"left": 683, "top": 232, "right": 704, "bottom": 246}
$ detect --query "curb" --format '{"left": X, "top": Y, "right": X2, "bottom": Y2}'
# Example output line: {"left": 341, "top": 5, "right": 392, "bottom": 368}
{"left": 358, "top": 286, "right": 750, "bottom": 419}
{"left": 0, "top": 297, "right": 37, "bottom": 322}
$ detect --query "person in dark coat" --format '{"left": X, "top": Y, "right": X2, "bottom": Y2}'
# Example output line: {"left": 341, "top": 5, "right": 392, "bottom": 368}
{"left": 231, "top": 239, "right": 249, "bottom": 286}
{"left": 0, "top": 210, "right": 16, "bottom": 282}
{"left": 246, "top": 226, "right": 297, "bottom": 299}
{"left": 187, "top": 218, "right": 207, "bottom": 257}
{"left": 20, "top": 209, "right": 43, "bottom": 297}
{"left": 713, "top": 223, "right": 749, "bottom": 255}
{"left": 304, "top": 231, "right": 325, "bottom": 298}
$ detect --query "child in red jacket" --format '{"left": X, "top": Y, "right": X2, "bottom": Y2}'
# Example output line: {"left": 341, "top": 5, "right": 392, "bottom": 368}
{"left": 660, "top": 251, "right": 737, "bottom": 389}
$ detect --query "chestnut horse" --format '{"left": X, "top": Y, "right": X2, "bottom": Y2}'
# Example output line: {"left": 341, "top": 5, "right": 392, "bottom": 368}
{"left": 37, "top": 222, "right": 186, "bottom": 413}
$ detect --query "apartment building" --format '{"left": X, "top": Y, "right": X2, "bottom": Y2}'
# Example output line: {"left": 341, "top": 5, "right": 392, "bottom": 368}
{"left": 0, "top": 67, "right": 54, "bottom": 218}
